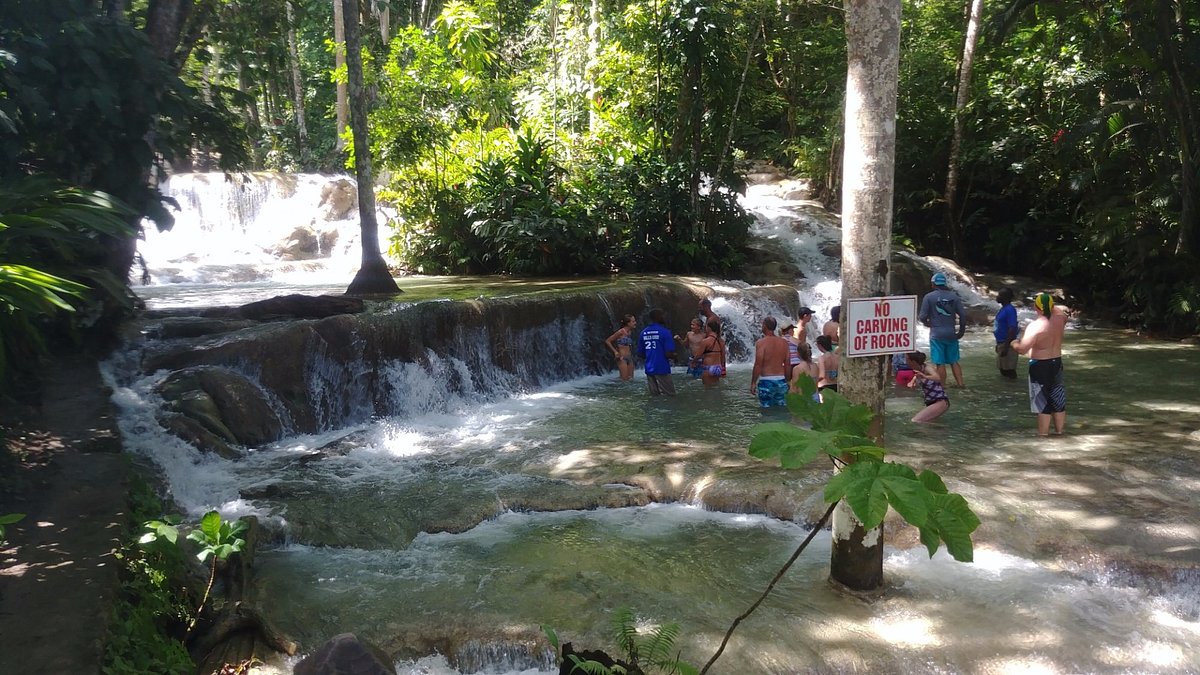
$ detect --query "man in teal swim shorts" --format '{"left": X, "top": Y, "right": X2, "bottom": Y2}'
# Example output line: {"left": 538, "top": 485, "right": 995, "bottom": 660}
{"left": 919, "top": 272, "right": 968, "bottom": 388}
{"left": 750, "top": 316, "right": 790, "bottom": 408}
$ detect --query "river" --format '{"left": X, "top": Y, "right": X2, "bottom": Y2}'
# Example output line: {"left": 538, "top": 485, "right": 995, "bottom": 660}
{"left": 101, "top": 173, "right": 1200, "bottom": 674}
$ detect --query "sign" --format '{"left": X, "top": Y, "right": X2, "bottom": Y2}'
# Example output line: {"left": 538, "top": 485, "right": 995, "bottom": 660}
{"left": 844, "top": 295, "right": 917, "bottom": 358}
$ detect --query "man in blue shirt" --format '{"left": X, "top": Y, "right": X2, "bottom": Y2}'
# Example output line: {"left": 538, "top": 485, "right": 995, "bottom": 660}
{"left": 993, "top": 287, "right": 1019, "bottom": 379}
{"left": 919, "top": 272, "right": 968, "bottom": 388}
{"left": 638, "top": 308, "right": 676, "bottom": 395}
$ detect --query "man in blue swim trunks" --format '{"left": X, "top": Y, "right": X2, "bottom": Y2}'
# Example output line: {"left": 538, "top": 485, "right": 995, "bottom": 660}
{"left": 919, "top": 272, "right": 968, "bottom": 388}
{"left": 749, "top": 316, "right": 790, "bottom": 408}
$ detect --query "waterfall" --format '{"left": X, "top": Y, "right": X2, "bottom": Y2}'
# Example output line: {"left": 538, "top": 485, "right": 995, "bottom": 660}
{"left": 140, "top": 172, "right": 366, "bottom": 284}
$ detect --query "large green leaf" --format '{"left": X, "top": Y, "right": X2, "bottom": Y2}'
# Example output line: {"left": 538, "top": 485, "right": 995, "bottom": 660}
{"left": 199, "top": 510, "right": 222, "bottom": 542}
{"left": 749, "top": 423, "right": 838, "bottom": 468}
{"left": 918, "top": 492, "right": 981, "bottom": 562}
{"left": 823, "top": 461, "right": 927, "bottom": 530}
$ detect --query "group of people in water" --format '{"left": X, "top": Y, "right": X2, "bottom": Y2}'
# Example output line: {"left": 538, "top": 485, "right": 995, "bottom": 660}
{"left": 607, "top": 276, "right": 1069, "bottom": 435}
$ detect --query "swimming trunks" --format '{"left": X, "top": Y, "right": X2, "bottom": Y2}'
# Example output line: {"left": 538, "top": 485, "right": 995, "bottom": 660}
{"left": 1028, "top": 357, "right": 1066, "bottom": 414}
{"left": 930, "top": 338, "right": 960, "bottom": 365}
{"left": 995, "top": 342, "right": 1018, "bottom": 373}
{"left": 646, "top": 373, "right": 676, "bottom": 396}
{"left": 757, "top": 376, "right": 788, "bottom": 408}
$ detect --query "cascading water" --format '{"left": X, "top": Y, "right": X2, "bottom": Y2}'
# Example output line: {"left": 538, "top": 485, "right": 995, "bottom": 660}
{"left": 102, "top": 172, "right": 1200, "bottom": 674}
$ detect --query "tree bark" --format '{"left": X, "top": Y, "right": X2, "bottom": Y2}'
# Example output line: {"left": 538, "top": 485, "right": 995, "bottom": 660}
{"left": 586, "top": 0, "right": 601, "bottom": 132}
{"left": 1157, "top": 0, "right": 1199, "bottom": 256}
{"left": 144, "top": 0, "right": 192, "bottom": 66}
{"left": 333, "top": 0, "right": 349, "bottom": 152}
{"left": 340, "top": 0, "right": 400, "bottom": 295}
{"left": 942, "top": 0, "right": 984, "bottom": 263}
{"left": 831, "top": 0, "right": 900, "bottom": 592}
{"left": 286, "top": 0, "right": 309, "bottom": 145}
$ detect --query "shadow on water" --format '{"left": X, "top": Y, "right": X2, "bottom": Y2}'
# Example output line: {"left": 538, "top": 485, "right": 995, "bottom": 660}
{"left": 259, "top": 332, "right": 1200, "bottom": 673}
{"left": 111, "top": 319, "right": 1200, "bottom": 674}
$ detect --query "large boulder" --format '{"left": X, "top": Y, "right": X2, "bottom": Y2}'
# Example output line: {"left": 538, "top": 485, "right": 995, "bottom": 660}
{"left": 319, "top": 179, "right": 357, "bottom": 221}
{"left": 157, "top": 367, "right": 285, "bottom": 449}
{"left": 294, "top": 633, "right": 396, "bottom": 675}
{"left": 276, "top": 226, "right": 341, "bottom": 261}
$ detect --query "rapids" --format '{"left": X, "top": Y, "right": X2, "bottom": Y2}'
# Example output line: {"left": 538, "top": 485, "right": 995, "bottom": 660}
{"left": 102, "top": 172, "right": 1200, "bottom": 674}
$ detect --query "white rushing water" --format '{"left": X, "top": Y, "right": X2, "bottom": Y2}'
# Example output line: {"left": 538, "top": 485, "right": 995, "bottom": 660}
{"left": 107, "top": 172, "right": 1200, "bottom": 674}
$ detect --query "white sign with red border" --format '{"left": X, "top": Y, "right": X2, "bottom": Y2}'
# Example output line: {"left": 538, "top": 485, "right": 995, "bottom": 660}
{"left": 844, "top": 295, "right": 918, "bottom": 358}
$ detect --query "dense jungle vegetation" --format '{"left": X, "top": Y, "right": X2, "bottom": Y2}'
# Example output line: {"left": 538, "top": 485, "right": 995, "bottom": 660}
{"left": 1, "top": 0, "right": 1198, "bottom": 390}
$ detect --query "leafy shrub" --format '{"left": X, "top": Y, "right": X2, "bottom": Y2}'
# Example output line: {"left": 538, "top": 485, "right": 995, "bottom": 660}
{"left": 0, "top": 175, "right": 138, "bottom": 394}
{"left": 103, "top": 477, "right": 194, "bottom": 675}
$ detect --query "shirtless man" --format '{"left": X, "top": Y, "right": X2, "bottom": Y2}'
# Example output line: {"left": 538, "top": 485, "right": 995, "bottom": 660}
{"left": 676, "top": 318, "right": 707, "bottom": 378}
{"left": 1010, "top": 293, "right": 1069, "bottom": 435}
{"left": 750, "top": 316, "right": 791, "bottom": 408}
{"left": 698, "top": 298, "right": 720, "bottom": 327}
{"left": 796, "top": 306, "right": 815, "bottom": 345}
{"left": 822, "top": 306, "right": 842, "bottom": 350}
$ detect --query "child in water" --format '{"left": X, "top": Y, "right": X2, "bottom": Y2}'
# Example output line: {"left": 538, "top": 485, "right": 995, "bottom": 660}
{"left": 906, "top": 351, "right": 949, "bottom": 423}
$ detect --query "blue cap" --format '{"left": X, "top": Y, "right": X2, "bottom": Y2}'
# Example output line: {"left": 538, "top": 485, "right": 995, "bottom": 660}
{"left": 931, "top": 272, "right": 948, "bottom": 286}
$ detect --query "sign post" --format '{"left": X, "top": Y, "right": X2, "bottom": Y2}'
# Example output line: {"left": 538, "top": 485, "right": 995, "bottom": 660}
{"left": 844, "top": 295, "right": 917, "bottom": 358}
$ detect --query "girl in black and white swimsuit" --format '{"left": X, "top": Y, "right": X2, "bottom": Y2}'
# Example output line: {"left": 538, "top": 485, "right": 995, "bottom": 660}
{"left": 907, "top": 351, "right": 949, "bottom": 423}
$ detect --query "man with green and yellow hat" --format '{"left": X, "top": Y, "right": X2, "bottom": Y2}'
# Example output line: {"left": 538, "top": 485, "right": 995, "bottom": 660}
{"left": 1010, "top": 293, "right": 1069, "bottom": 435}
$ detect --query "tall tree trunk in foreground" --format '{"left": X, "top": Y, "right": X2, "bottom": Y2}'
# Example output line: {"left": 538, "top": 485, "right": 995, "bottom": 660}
{"left": 333, "top": 0, "right": 349, "bottom": 151}
{"left": 831, "top": 0, "right": 900, "bottom": 592}
{"left": 341, "top": 0, "right": 400, "bottom": 295}
{"left": 942, "top": 0, "right": 984, "bottom": 263}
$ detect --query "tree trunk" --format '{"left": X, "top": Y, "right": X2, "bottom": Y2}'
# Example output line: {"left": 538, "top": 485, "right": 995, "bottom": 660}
{"left": 286, "top": 1, "right": 309, "bottom": 144}
{"left": 1158, "top": 0, "right": 1199, "bottom": 256}
{"left": 333, "top": 0, "right": 349, "bottom": 152}
{"left": 340, "top": 0, "right": 400, "bottom": 295}
{"left": 942, "top": 0, "right": 984, "bottom": 263}
{"left": 144, "top": 0, "right": 192, "bottom": 66}
{"left": 831, "top": 0, "right": 900, "bottom": 592}
{"left": 669, "top": 20, "right": 702, "bottom": 162}
{"left": 586, "top": 0, "right": 601, "bottom": 132}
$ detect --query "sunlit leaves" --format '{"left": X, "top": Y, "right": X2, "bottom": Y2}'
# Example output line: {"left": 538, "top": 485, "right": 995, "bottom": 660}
{"left": 748, "top": 374, "right": 980, "bottom": 564}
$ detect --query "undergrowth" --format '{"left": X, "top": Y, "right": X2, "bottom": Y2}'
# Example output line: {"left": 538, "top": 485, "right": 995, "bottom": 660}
{"left": 102, "top": 472, "right": 194, "bottom": 675}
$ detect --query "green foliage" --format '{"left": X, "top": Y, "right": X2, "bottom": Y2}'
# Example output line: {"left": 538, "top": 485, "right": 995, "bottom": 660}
{"left": 0, "top": 175, "right": 138, "bottom": 393}
{"left": 0, "top": 1, "right": 248, "bottom": 231}
{"left": 104, "top": 478, "right": 194, "bottom": 675}
{"left": 545, "top": 608, "right": 698, "bottom": 675}
{"left": 749, "top": 375, "right": 980, "bottom": 562}
{"left": 187, "top": 510, "right": 249, "bottom": 564}
{"left": 0, "top": 512, "right": 24, "bottom": 544}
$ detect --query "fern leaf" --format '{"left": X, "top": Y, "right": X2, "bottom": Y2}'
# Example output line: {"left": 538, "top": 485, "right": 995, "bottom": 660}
{"left": 610, "top": 607, "right": 639, "bottom": 658}
{"left": 642, "top": 622, "right": 681, "bottom": 663}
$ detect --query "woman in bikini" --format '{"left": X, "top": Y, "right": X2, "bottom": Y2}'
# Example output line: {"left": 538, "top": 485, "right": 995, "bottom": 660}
{"left": 906, "top": 350, "right": 949, "bottom": 423}
{"left": 694, "top": 319, "right": 727, "bottom": 387}
{"left": 605, "top": 314, "right": 637, "bottom": 381}
{"left": 816, "top": 334, "right": 839, "bottom": 396}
